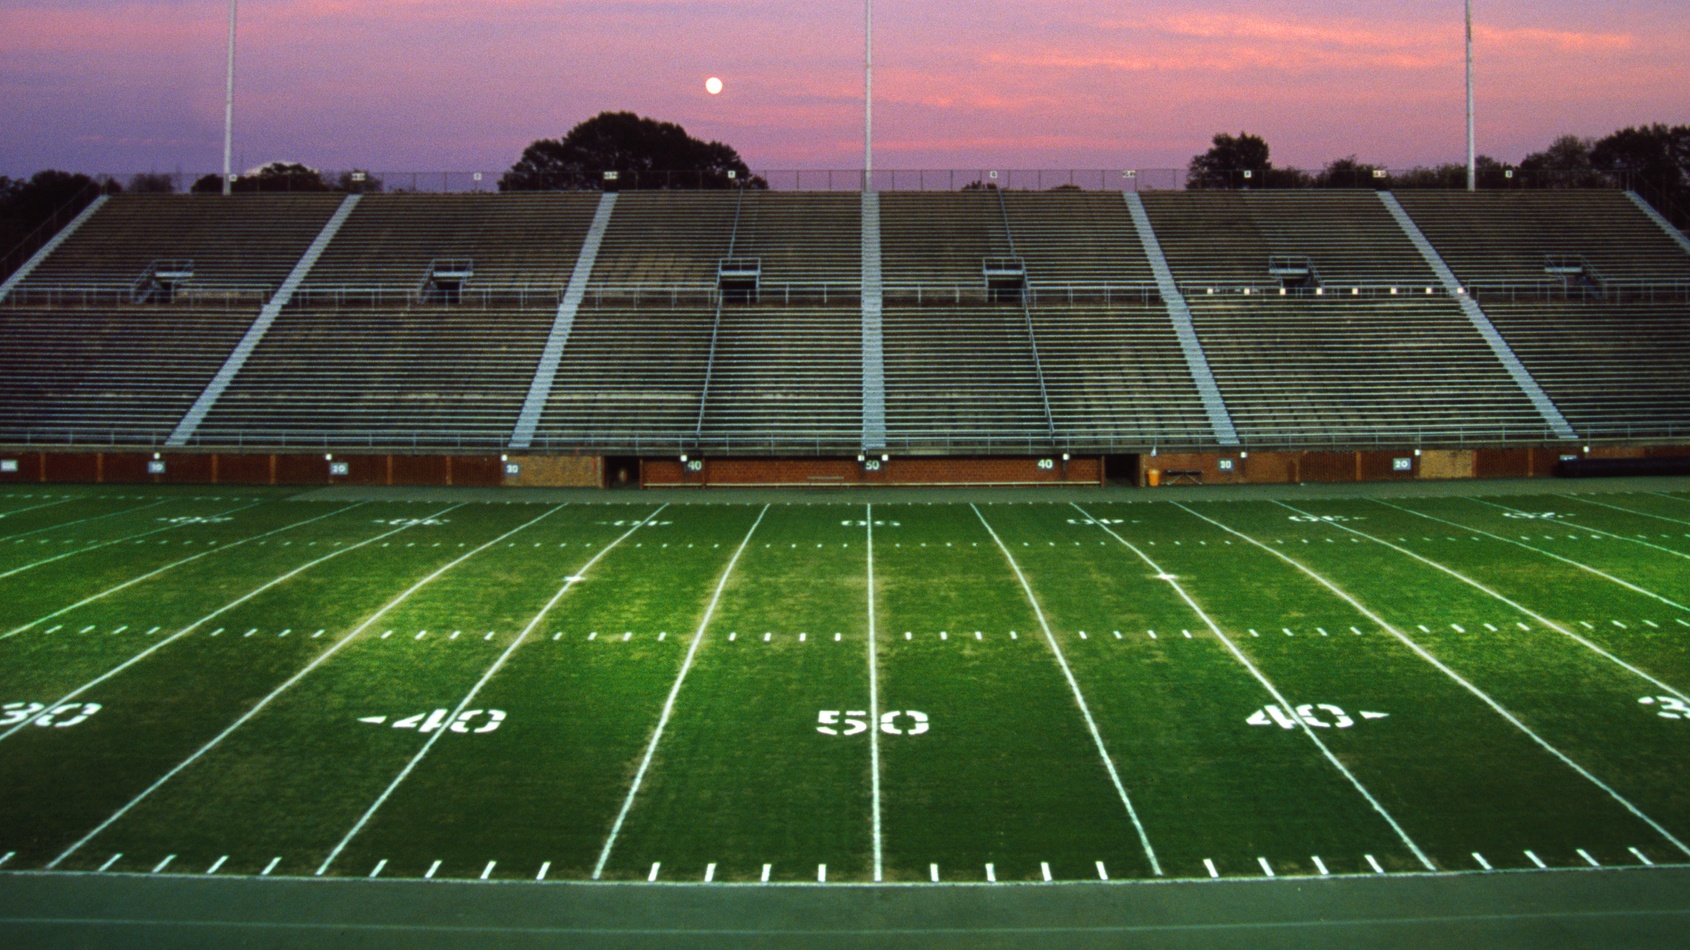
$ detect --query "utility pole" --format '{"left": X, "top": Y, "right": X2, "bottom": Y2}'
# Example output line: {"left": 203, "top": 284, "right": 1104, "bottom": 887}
{"left": 223, "top": 0, "right": 238, "bottom": 196}
{"left": 1466, "top": 0, "right": 1476, "bottom": 192}
{"left": 864, "top": 0, "right": 874, "bottom": 192}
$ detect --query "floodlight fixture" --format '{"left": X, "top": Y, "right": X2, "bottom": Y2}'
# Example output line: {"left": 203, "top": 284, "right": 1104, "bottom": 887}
{"left": 679, "top": 454, "right": 688, "bottom": 462}
{"left": 881, "top": 455, "right": 889, "bottom": 462}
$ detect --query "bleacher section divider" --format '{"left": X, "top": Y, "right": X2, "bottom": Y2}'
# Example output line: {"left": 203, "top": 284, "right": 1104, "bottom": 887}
{"left": 0, "top": 196, "right": 110, "bottom": 304}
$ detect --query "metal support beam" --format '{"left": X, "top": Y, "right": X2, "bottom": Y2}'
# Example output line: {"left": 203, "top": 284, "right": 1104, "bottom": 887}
{"left": 1123, "top": 193, "right": 1238, "bottom": 446}
{"left": 1379, "top": 192, "right": 1576, "bottom": 440}
{"left": 167, "top": 194, "right": 361, "bottom": 446}
{"left": 510, "top": 191, "right": 618, "bottom": 450}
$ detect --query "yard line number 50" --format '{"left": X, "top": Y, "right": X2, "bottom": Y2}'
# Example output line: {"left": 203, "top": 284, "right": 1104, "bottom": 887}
{"left": 817, "top": 709, "right": 929, "bottom": 736}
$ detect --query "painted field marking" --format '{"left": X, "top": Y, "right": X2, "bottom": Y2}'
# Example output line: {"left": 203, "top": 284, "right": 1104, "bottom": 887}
{"left": 1485, "top": 624, "right": 1498, "bottom": 632}
{"left": 1365, "top": 854, "right": 1384, "bottom": 874}
{"left": 1041, "top": 862, "right": 1053, "bottom": 882}
{"left": 425, "top": 860, "right": 441, "bottom": 879}
{"left": 817, "top": 864, "right": 826, "bottom": 883}
{"left": 985, "top": 863, "right": 996, "bottom": 883}
{"left": 589, "top": 632, "right": 598, "bottom": 640}
{"left": 831, "top": 633, "right": 838, "bottom": 642}
{"left": 0, "top": 500, "right": 260, "bottom": 584}
{"left": 930, "top": 863, "right": 940, "bottom": 882}
{"left": 313, "top": 630, "right": 324, "bottom": 638}
{"left": 761, "top": 864, "right": 771, "bottom": 883}
{"left": 1184, "top": 630, "right": 1194, "bottom": 639}
{"left": 1113, "top": 630, "right": 1122, "bottom": 639}
{"left": 552, "top": 633, "right": 561, "bottom": 641}
{"left": 1351, "top": 627, "right": 1363, "bottom": 635}
{"left": 762, "top": 632, "right": 771, "bottom": 642}
{"left": 1472, "top": 852, "right": 1492, "bottom": 871}
{"left": 483, "top": 631, "right": 495, "bottom": 641}
{"left": 704, "top": 863, "right": 716, "bottom": 882}
{"left": 645, "top": 862, "right": 659, "bottom": 882}
{"left": 1451, "top": 624, "right": 1465, "bottom": 633}
{"left": 320, "top": 507, "right": 669, "bottom": 878}
{"left": 261, "top": 857, "right": 280, "bottom": 876}
{"left": 111, "top": 625, "right": 127, "bottom": 635}
{"left": 977, "top": 504, "right": 1162, "bottom": 876}
{"left": 1488, "top": 497, "right": 1690, "bottom": 563}
{"left": 592, "top": 506, "right": 769, "bottom": 881}
{"left": 1079, "top": 631, "right": 1087, "bottom": 639}
{"left": 0, "top": 498, "right": 168, "bottom": 545}
{"left": 46, "top": 625, "right": 61, "bottom": 633}
{"left": 479, "top": 861, "right": 497, "bottom": 881}
{"left": 1577, "top": 848, "right": 1600, "bottom": 867}
{"left": 1645, "top": 620, "right": 1660, "bottom": 629}
{"left": 1095, "top": 861, "right": 1108, "bottom": 881}
{"left": 866, "top": 505, "right": 885, "bottom": 882}
{"left": 79, "top": 626, "right": 95, "bottom": 634}
{"left": 1150, "top": 630, "right": 1159, "bottom": 639}
{"left": 368, "top": 859, "right": 387, "bottom": 878}
{"left": 1417, "top": 625, "right": 1431, "bottom": 633}
{"left": 0, "top": 502, "right": 367, "bottom": 643}
{"left": 1318, "top": 628, "right": 1329, "bottom": 636}
{"left": 1353, "top": 502, "right": 1690, "bottom": 705}
{"left": 205, "top": 855, "right": 228, "bottom": 875}
{"left": 47, "top": 503, "right": 555, "bottom": 870}
{"left": 1009, "top": 631, "right": 1018, "bottom": 640}
{"left": 536, "top": 861, "right": 551, "bottom": 881}
{"left": 1, "top": 505, "right": 453, "bottom": 745}
{"left": 415, "top": 630, "right": 427, "bottom": 640}
{"left": 243, "top": 629, "right": 257, "bottom": 638}
{"left": 279, "top": 629, "right": 290, "bottom": 638}
{"left": 1525, "top": 850, "right": 1546, "bottom": 869}
{"left": 1203, "top": 859, "right": 1218, "bottom": 879}
{"left": 1282, "top": 627, "right": 1293, "bottom": 637}
{"left": 1257, "top": 857, "right": 1274, "bottom": 877}
{"left": 1080, "top": 503, "right": 1432, "bottom": 871}
{"left": 1579, "top": 622, "right": 1594, "bottom": 630}
{"left": 152, "top": 855, "right": 175, "bottom": 874}
{"left": 98, "top": 853, "right": 122, "bottom": 872}
{"left": 1312, "top": 856, "right": 1329, "bottom": 876}
{"left": 1631, "top": 847, "right": 1654, "bottom": 866}
{"left": 1197, "top": 502, "right": 1690, "bottom": 861}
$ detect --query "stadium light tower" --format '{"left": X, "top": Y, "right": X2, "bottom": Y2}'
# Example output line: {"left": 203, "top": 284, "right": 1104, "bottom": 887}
{"left": 864, "top": 0, "right": 874, "bottom": 192}
{"left": 222, "top": 0, "right": 238, "bottom": 196}
{"left": 1465, "top": 0, "right": 1476, "bottom": 192}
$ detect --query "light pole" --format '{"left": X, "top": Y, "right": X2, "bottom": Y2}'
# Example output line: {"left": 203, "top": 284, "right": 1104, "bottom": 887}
{"left": 864, "top": 0, "right": 874, "bottom": 192}
{"left": 222, "top": 0, "right": 238, "bottom": 196}
{"left": 1465, "top": 0, "right": 1475, "bottom": 192}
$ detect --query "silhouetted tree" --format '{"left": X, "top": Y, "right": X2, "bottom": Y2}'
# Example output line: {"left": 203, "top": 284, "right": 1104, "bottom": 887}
{"left": 126, "top": 172, "right": 176, "bottom": 194}
{"left": 1188, "top": 132, "right": 1310, "bottom": 189}
{"left": 1591, "top": 124, "right": 1690, "bottom": 223}
{"left": 501, "top": 112, "right": 764, "bottom": 191}
{"left": 0, "top": 170, "right": 119, "bottom": 278}
{"left": 192, "top": 162, "right": 332, "bottom": 194}
{"left": 1519, "top": 135, "right": 1604, "bottom": 188}
{"left": 1315, "top": 156, "right": 1388, "bottom": 189}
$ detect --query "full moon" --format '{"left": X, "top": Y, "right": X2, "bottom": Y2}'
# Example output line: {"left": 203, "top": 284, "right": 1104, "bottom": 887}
{"left": 705, "top": 76, "right": 724, "bottom": 95}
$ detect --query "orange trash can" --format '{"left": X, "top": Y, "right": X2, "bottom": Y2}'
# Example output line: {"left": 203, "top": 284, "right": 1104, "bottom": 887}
{"left": 1147, "top": 469, "right": 1161, "bottom": 488}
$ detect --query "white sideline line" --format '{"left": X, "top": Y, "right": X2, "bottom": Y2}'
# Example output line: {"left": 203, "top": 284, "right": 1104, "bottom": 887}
{"left": 1472, "top": 497, "right": 1690, "bottom": 563}
{"left": 866, "top": 503, "right": 884, "bottom": 883}
{"left": 1, "top": 502, "right": 367, "bottom": 643}
{"left": 318, "top": 505, "right": 667, "bottom": 877}
{"left": 1178, "top": 502, "right": 1690, "bottom": 861}
{"left": 1358, "top": 501, "right": 1689, "bottom": 704}
{"left": 0, "top": 500, "right": 254, "bottom": 582}
{"left": 0, "top": 498, "right": 166, "bottom": 544}
{"left": 1074, "top": 503, "right": 1433, "bottom": 871}
{"left": 592, "top": 505, "right": 770, "bottom": 880}
{"left": 0, "top": 504, "right": 420, "bottom": 745}
{"left": 974, "top": 504, "right": 1162, "bottom": 876}
{"left": 47, "top": 503, "right": 559, "bottom": 870}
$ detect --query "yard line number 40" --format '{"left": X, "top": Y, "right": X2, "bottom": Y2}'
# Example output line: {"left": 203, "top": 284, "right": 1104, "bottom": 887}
{"left": 817, "top": 710, "right": 929, "bottom": 736}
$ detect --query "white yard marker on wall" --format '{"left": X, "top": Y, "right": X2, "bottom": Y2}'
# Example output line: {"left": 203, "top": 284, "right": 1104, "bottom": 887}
{"left": 47, "top": 503, "right": 555, "bottom": 870}
{"left": 1187, "top": 501, "right": 1690, "bottom": 863}
{"left": 593, "top": 506, "right": 770, "bottom": 881}
{"left": 973, "top": 504, "right": 1163, "bottom": 876}
{"left": 1078, "top": 502, "right": 1433, "bottom": 872}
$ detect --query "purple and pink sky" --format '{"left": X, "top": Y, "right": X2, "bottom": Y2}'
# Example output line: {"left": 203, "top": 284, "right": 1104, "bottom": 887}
{"left": 3, "top": 0, "right": 1687, "bottom": 178}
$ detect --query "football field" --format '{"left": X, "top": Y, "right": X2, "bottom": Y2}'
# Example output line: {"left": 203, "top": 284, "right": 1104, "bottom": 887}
{"left": 1, "top": 484, "right": 1688, "bottom": 889}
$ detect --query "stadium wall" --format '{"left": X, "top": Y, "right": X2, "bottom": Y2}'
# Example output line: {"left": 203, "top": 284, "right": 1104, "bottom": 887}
{"left": 1, "top": 447, "right": 1685, "bottom": 489}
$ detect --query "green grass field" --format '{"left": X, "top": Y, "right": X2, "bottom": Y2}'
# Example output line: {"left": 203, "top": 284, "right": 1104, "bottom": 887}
{"left": 0, "top": 485, "right": 1687, "bottom": 889}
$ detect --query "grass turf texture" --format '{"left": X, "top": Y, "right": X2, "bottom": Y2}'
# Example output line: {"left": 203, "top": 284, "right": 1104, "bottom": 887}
{"left": 0, "top": 486, "right": 1686, "bottom": 885}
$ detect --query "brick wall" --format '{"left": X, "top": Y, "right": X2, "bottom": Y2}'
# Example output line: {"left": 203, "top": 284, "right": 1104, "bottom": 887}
{"left": 642, "top": 456, "right": 1102, "bottom": 487}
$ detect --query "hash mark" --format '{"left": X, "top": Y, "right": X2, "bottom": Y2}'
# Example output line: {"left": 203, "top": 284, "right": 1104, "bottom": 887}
{"left": 1472, "top": 852, "right": 1492, "bottom": 871}
{"left": 1095, "top": 861, "right": 1108, "bottom": 881}
{"left": 425, "top": 860, "right": 441, "bottom": 879}
{"left": 761, "top": 863, "right": 771, "bottom": 883}
{"left": 261, "top": 857, "right": 280, "bottom": 876}
{"left": 1203, "top": 859, "right": 1218, "bottom": 879}
{"left": 817, "top": 864, "right": 826, "bottom": 883}
{"left": 98, "top": 853, "right": 122, "bottom": 872}
{"left": 152, "top": 855, "right": 175, "bottom": 874}
{"left": 1312, "top": 855, "right": 1328, "bottom": 876}
{"left": 368, "top": 859, "right": 387, "bottom": 878}
{"left": 1041, "top": 862, "right": 1052, "bottom": 882}
{"left": 1577, "top": 849, "right": 1600, "bottom": 867}
{"left": 1365, "top": 854, "right": 1384, "bottom": 874}
{"left": 205, "top": 855, "right": 228, "bottom": 875}
{"left": 705, "top": 862, "right": 716, "bottom": 882}
{"left": 1525, "top": 850, "right": 1546, "bottom": 869}
{"left": 646, "top": 862, "right": 659, "bottom": 882}
{"left": 985, "top": 862, "right": 996, "bottom": 882}
{"left": 1257, "top": 857, "right": 1274, "bottom": 877}
{"left": 484, "top": 631, "right": 494, "bottom": 641}
{"left": 930, "top": 863, "right": 939, "bottom": 882}
{"left": 1630, "top": 847, "right": 1654, "bottom": 866}
{"left": 537, "top": 861, "right": 551, "bottom": 881}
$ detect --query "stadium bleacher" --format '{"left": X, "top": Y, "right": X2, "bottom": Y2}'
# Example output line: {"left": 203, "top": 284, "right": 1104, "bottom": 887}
{"left": 1, "top": 187, "right": 1685, "bottom": 455}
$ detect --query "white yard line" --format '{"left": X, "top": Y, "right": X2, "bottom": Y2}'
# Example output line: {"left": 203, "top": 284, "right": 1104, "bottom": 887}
{"left": 1072, "top": 503, "right": 1434, "bottom": 871}
{"left": 0, "top": 496, "right": 76, "bottom": 525}
{"left": 971, "top": 504, "right": 1163, "bottom": 876}
{"left": 1468, "top": 498, "right": 1690, "bottom": 563}
{"left": 1347, "top": 501, "right": 1689, "bottom": 704}
{"left": 0, "top": 504, "right": 429, "bottom": 744}
{"left": 0, "top": 498, "right": 168, "bottom": 544}
{"left": 0, "top": 500, "right": 262, "bottom": 581}
{"left": 592, "top": 505, "right": 770, "bottom": 880}
{"left": 1175, "top": 502, "right": 1690, "bottom": 861}
{"left": 316, "top": 504, "right": 669, "bottom": 876}
{"left": 866, "top": 503, "right": 885, "bottom": 883}
{"left": 45, "top": 503, "right": 564, "bottom": 869}
{"left": 1570, "top": 495, "right": 1690, "bottom": 529}
{"left": 1, "top": 503, "right": 368, "bottom": 642}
